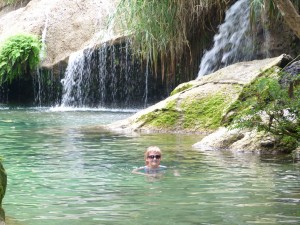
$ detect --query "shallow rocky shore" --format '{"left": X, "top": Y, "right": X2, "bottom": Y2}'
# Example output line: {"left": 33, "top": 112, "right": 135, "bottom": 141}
{"left": 107, "top": 54, "right": 298, "bottom": 155}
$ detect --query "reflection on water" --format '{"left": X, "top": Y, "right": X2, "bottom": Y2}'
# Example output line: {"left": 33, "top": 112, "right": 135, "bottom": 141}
{"left": 0, "top": 107, "right": 299, "bottom": 225}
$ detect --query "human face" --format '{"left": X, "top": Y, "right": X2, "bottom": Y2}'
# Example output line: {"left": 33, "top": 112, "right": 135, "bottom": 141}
{"left": 146, "top": 151, "right": 161, "bottom": 169}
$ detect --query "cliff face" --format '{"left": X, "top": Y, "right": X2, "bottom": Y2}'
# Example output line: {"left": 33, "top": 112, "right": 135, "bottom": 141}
{"left": 0, "top": 0, "right": 300, "bottom": 70}
{"left": 0, "top": 0, "right": 118, "bottom": 68}
{"left": 0, "top": 0, "right": 299, "bottom": 73}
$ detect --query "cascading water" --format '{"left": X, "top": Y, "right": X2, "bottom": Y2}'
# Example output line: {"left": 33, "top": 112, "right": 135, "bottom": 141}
{"left": 40, "top": 11, "right": 50, "bottom": 60}
{"left": 34, "top": 0, "right": 62, "bottom": 106}
{"left": 198, "top": 0, "right": 254, "bottom": 77}
{"left": 35, "top": 12, "right": 50, "bottom": 106}
{"left": 60, "top": 49, "right": 93, "bottom": 107}
{"left": 59, "top": 40, "right": 160, "bottom": 108}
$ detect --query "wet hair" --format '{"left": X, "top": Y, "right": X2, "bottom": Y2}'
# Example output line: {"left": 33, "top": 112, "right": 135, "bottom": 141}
{"left": 144, "top": 146, "right": 161, "bottom": 165}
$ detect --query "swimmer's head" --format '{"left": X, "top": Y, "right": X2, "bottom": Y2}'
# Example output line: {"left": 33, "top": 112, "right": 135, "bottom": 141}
{"left": 144, "top": 146, "right": 162, "bottom": 167}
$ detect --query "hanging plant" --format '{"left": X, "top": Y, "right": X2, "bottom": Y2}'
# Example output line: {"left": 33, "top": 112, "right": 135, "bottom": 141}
{"left": 112, "top": 0, "right": 231, "bottom": 81}
{"left": 0, "top": 34, "right": 42, "bottom": 84}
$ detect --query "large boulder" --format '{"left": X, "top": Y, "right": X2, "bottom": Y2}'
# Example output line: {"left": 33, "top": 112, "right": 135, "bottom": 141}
{"left": 0, "top": 0, "right": 119, "bottom": 68}
{"left": 107, "top": 55, "right": 289, "bottom": 136}
{"left": 107, "top": 54, "right": 297, "bottom": 154}
{"left": 192, "top": 127, "right": 279, "bottom": 154}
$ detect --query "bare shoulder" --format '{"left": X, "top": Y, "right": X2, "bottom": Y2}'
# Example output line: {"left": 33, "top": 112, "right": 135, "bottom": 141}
{"left": 132, "top": 166, "right": 145, "bottom": 174}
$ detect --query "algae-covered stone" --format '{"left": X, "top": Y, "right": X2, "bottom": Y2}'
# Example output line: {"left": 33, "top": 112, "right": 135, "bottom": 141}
{"left": 170, "top": 83, "right": 194, "bottom": 96}
{"left": 0, "top": 161, "right": 6, "bottom": 223}
{"left": 107, "top": 55, "right": 288, "bottom": 135}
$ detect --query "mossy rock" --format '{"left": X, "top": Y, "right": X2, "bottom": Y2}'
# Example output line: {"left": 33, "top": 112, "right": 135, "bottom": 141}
{"left": 170, "top": 83, "right": 194, "bottom": 96}
{"left": 0, "top": 161, "right": 6, "bottom": 223}
{"left": 107, "top": 55, "right": 288, "bottom": 135}
{"left": 137, "top": 83, "right": 242, "bottom": 133}
{"left": 180, "top": 94, "right": 231, "bottom": 130}
{"left": 139, "top": 100, "right": 180, "bottom": 129}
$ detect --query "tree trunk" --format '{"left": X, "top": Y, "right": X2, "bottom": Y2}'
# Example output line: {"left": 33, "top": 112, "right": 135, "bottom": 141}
{"left": 273, "top": 0, "right": 300, "bottom": 39}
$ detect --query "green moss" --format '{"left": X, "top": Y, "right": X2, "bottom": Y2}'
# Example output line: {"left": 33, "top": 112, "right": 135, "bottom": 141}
{"left": 170, "top": 83, "right": 193, "bottom": 96}
{"left": 138, "top": 100, "right": 180, "bottom": 128}
{"left": 149, "top": 110, "right": 180, "bottom": 128}
{"left": 139, "top": 91, "right": 235, "bottom": 131}
{"left": 225, "top": 67, "right": 280, "bottom": 125}
{"left": 0, "top": 162, "right": 6, "bottom": 206}
{"left": 181, "top": 94, "right": 229, "bottom": 130}
{"left": 0, "top": 163, "right": 5, "bottom": 222}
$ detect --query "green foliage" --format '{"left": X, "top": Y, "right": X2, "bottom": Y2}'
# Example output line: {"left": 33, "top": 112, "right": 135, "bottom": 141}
{"left": 230, "top": 75, "right": 300, "bottom": 146}
{"left": 0, "top": 162, "right": 6, "bottom": 206}
{"left": 112, "top": 0, "right": 230, "bottom": 80}
{"left": 4, "top": 0, "right": 21, "bottom": 5}
{"left": 0, "top": 34, "right": 42, "bottom": 84}
{"left": 4, "top": 0, "right": 14, "bottom": 4}
{"left": 250, "top": 0, "right": 278, "bottom": 27}
{"left": 249, "top": 0, "right": 300, "bottom": 28}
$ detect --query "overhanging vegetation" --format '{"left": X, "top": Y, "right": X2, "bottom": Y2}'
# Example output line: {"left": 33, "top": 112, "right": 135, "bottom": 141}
{"left": 0, "top": 34, "right": 42, "bottom": 84}
{"left": 112, "top": 0, "right": 233, "bottom": 84}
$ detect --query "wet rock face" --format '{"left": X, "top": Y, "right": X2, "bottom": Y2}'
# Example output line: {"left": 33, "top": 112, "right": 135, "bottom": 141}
{"left": 0, "top": 162, "right": 6, "bottom": 223}
{"left": 279, "top": 60, "right": 300, "bottom": 97}
{"left": 0, "top": 0, "right": 31, "bottom": 16}
{"left": 284, "top": 60, "right": 300, "bottom": 75}
{"left": 0, "top": 0, "right": 119, "bottom": 68}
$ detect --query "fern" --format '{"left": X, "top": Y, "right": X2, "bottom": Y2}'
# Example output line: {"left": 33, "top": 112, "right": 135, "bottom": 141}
{"left": 0, "top": 34, "right": 42, "bottom": 84}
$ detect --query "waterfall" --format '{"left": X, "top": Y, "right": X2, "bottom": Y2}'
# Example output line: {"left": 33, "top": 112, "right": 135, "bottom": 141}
{"left": 198, "top": 0, "right": 253, "bottom": 77}
{"left": 144, "top": 57, "right": 149, "bottom": 108}
{"left": 40, "top": 12, "right": 49, "bottom": 60}
{"left": 60, "top": 49, "right": 93, "bottom": 107}
{"left": 39, "top": 0, "right": 60, "bottom": 60}
{"left": 34, "top": 0, "right": 62, "bottom": 106}
{"left": 35, "top": 10, "right": 51, "bottom": 106}
{"left": 59, "top": 40, "right": 158, "bottom": 108}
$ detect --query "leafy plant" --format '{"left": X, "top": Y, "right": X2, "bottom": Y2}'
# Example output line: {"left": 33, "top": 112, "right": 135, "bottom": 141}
{"left": 3, "top": 0, "right": 21, "bottom": 5}
{"left": 249, "top": 0, "right": 300, "bottom": 28}
{"left": 230, "top": 75, "right": 300, "bottom": 147}
{"left": 112, "top": 0, "right": 231, "bottom": 80}
{"left": 250, "top": 0, "right": 278, "bottom": 25}
{"left": 0, "top": 34, "right": 42, "bottom": 84}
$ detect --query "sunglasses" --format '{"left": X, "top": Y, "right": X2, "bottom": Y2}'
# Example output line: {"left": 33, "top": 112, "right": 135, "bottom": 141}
{"left": 147, "top": 155, "right": 161, "bottom": 159}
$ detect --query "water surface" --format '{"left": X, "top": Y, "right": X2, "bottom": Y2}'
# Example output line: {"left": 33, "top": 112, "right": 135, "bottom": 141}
{"left": 0, "top": 107, "right": 299, "bottom": 225}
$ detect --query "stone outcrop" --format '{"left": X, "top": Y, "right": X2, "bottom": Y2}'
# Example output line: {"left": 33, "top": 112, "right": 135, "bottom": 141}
{"left": 192, "top": 127, "right": 279, "bottom": 154}
{"left": 107, "top": 54, "right": 296, "bottom": 154}
{"left": 0, "top": 0, "right": 119, "bottom": 68}
{"left": 107, "top": 55, "right": 288, "bottom": 132}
